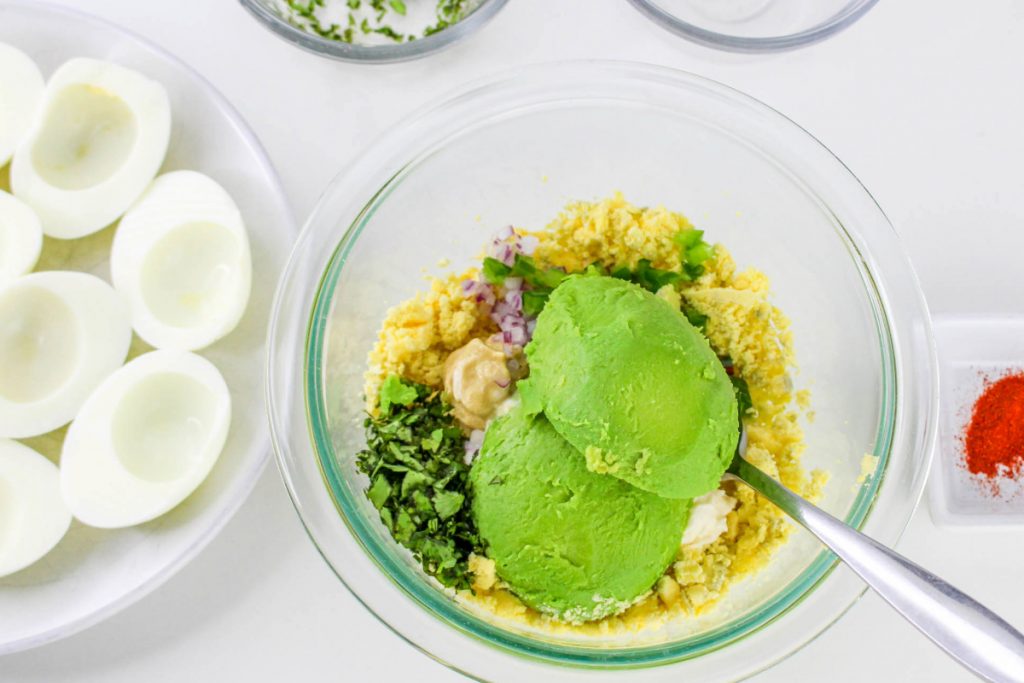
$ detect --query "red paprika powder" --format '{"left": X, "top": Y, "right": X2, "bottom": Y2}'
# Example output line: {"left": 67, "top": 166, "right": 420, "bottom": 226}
{"left": 963, "top": 372, "right": 1024, "bottom": 485}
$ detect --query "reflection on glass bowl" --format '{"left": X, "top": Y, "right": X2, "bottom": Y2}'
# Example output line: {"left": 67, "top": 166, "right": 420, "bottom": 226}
{"left": 627, "top": 0, "right": 879, "bottom": 52}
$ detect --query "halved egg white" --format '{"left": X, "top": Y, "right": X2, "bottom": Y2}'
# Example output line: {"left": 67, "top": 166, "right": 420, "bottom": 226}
{"left": 0, "top": 190, "right": 43, "bottom": 285}
{"left": 111, "top": 171, "right": 252, "bottom": 351}
{"left": 11, "top": 57, "right": 171, "bottom": 239}
{"left": 61, "top": 350, "right": 231, "bottom": 528}
{"left": 0, "top": 439, "right": 71, "bottom": 578}
{"left": 0, "top": 271, "right": 131, "bottom": 439}
{"left": 0, "top": 42, "right": 44, "bottom": 167}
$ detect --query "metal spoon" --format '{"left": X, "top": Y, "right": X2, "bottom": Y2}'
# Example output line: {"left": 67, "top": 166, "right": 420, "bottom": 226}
{"left": 727, "top": 428, "right": 1024, "bottom": 683}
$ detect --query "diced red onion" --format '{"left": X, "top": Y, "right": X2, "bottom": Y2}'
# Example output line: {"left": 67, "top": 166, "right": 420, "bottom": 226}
{"left": 462, "top": 278, "right": 497, "bottom": 308}
{"left": 478, "top": 224, "right": 546, "bottom": 354}
{"left": 508, "top": 326, "right": 528, "bottom": 346}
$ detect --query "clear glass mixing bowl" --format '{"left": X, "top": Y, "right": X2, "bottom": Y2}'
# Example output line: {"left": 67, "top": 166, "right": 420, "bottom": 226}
{"left": 267, "top": 62, "right": 937, "bottom": 680}
{"left": 626, "top": 0, "right": 878, "bottom": 52}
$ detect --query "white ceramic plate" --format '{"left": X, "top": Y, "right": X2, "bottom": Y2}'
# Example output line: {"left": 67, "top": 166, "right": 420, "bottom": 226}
{"left": 0, "top": 1, "right": 296, "bottom": 654}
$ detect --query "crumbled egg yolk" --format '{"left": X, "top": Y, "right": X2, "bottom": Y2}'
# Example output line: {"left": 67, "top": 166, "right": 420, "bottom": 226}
{"left": 857, "top": 453, "right": 880, "bottom": 487}
{"left": 527, "top": 192, "right": 691, "bottom": 273}
{"left": 364, "top": 194, "right": 827, "bottom": 633}
{"left": 364, "top": 270, "right": 495, "bottom": 412}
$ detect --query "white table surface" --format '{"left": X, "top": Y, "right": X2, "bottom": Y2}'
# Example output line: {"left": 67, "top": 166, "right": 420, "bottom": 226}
{"left": 4, "top": 0, "right": 1024, "bottom": 680}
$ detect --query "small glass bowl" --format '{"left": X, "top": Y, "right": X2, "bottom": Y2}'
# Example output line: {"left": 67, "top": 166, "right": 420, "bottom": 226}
{"left": 238, "top": 0, "right": 509, "bottom": 64}
{"left": 627, "top": 0, "right": 879, "bottom": 52}
{"left": 267, "top": 62, "right": 938, "bottom": 680}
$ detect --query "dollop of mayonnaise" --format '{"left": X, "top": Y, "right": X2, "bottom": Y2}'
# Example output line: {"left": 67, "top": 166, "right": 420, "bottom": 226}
{"left": 681, "top": 489, "right": 737, "bottom": 549}
{"left": 443, "top": 338, "right": 512, "bottom": 430}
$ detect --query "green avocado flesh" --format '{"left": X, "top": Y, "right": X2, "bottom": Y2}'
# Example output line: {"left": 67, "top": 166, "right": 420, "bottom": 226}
{"left": 470, "top": 405, "right": 690, "bottom": 622}
{"left": 521, "top": 275, "right": 739, "bottom": 499}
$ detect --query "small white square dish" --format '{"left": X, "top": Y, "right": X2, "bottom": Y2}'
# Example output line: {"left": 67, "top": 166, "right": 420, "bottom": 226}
{"left": 930, "top": 315, "right": 1024, "bottom": 527}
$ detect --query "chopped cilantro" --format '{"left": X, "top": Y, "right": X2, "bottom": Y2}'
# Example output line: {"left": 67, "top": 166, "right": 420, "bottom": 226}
{"left": 521, "top": 290, "right": 549, "bottom": 317}
{"left": 675, "top": 229, "right": 716, "bottom": 281}
{"left": 632, "top": 259, "right": 682, "bottom": 293}
{"left": 609, "top": 264, "right": 632, "bottom": 280}
{"left": 482, "top": 257, "right": 511, "bottom": 284}
{"left": 730, "top": 374, "right": 753, "bottom": 419}
{"left": 683, "top": 305, "right": 708, "bottom": 330}
{"left": 357, "top": 379, "right": 481, "bottom": 589}
{"left": 378, "top": 374, "right": 418, "bottom": 415}
{"left": 433, "top": 490, "right": 465, "bottom": 520}
{"left": 283, "top": 0, "right": 468, "bottom": 45}
{"left": 674, "top": 228, "right": 703, "bottom": 250}
{"left": 585, "top": 259, "right": 682, "bottom": 294}
{"left": 508, "top": 254, "right": 568, "bottom": 290}
{"left": 371, "top": 24, "right": 403, "bottom": 40}
{"left": 422, "top": 428, "right": 443, "bottom": 453}
{"left": 686, "top": 240, "right": 715, "bottom": 266}
{"left": 716, "top": 355, "right": 752, "bottom": 424}
{"left": 367, "top": 475, "right": 391, "bottom": 509}
{"left": 482, "top": 254, "right": 566, "bottom": 317}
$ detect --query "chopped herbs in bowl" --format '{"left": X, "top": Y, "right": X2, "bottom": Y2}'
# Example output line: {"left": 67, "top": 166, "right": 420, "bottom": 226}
{"left": 355, "top": 377, "right": 481, "bottom": 588}
{"left": 282, "top": 0, "right": 475, "bottom": 44}
{"left": 240, "top": 0, "right": 508, "bottom": 63}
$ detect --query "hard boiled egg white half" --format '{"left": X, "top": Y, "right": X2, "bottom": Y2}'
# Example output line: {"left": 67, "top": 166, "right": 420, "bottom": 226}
{"left": 0, "top": 271, "right": 132, "bottom": 439}
{"left": 0, "top": 189, "right": 43, "bottom": 286}
{"left": 0, "top": 42, "right": 44, "bottom": 167}
{"left": 61, "top": 350, "right": 231, "bottom": 528}
{"left": 11, "top": 58, "right": 171, "bottom": 239}
{"left": 111, "top": 171, "right": 252, "bottom": 351}
{"left": 0, "top": 439, "right": 71, "bottom": 578}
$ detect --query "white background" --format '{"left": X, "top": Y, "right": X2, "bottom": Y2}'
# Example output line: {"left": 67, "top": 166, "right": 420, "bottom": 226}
{"left": 3, "top": 0, "right": 1024, "bottom": 680}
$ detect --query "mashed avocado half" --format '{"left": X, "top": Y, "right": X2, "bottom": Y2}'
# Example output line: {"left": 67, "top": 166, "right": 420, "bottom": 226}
{"left": 521, "top": 275, "right": 738, "bottom": 499}
{"left": 470, "top": 405, "right": 689, "bottom": 622}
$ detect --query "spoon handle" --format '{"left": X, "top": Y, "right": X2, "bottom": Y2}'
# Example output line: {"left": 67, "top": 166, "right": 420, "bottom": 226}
{"left": 730, "top": 456, "right": 1024, "bottom": 683}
